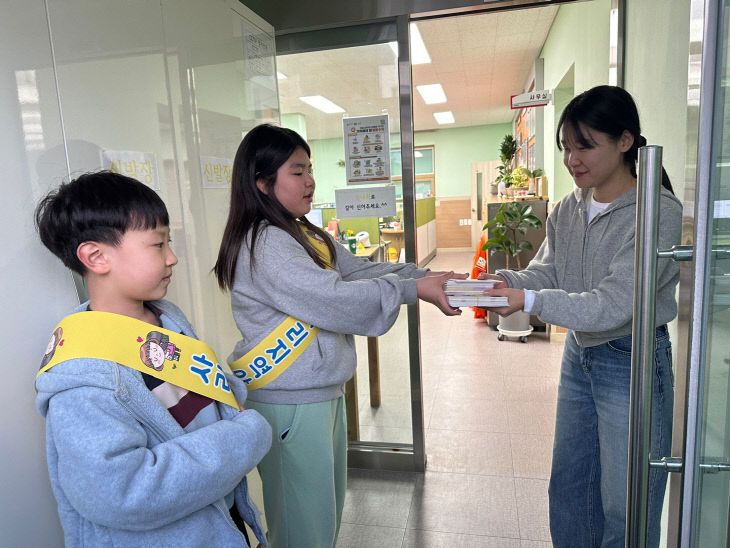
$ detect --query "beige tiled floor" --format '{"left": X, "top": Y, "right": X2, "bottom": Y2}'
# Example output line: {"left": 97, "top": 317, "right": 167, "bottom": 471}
{"left": 338, "top": 249, "right": 564, "bottom": 547}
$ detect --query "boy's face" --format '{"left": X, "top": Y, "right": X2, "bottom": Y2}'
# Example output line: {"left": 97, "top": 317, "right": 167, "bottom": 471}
{"left": 105, "top": 225, "right": 177, "bottom": 304}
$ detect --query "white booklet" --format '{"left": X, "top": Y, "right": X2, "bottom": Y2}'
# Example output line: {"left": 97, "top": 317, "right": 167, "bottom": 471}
{"left": 443, "top": 279, "right": 508, "bottom": 307}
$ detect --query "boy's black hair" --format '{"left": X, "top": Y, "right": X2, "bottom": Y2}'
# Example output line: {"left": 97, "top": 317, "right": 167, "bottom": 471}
{"left": 35, "top": 171, "right": 170, "bottom": 275}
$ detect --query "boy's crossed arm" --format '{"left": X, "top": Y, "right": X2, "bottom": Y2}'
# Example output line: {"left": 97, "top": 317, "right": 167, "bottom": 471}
{"left": 46, "top": 377, "right": 270, "bottom": 530}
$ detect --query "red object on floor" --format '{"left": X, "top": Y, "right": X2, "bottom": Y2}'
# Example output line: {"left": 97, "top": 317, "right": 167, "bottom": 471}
{"left": 470, "top": 231, "right": 489, "bottom": 319}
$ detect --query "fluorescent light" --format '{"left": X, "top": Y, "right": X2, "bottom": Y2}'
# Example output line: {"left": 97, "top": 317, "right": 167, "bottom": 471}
{"left": 277, "top": 71, "right": 287, "bottom": 80}
{"left": 433, "top": 111, "right": 455, "bottom": 124}
{"left": 416, "top": 83, "right": 447, "bottom": 104}
{"left": 387, "top": 23, "right": 431, "bottom": 65}
{"left": 409, "top": 24, "right": 431, "bottom": 65}
{"left": 298, "top": 95, "right": 345, "bottom": 114}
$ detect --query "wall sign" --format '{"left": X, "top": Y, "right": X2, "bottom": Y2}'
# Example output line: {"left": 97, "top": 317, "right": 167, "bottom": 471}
{"left": 335, "top": 186, "right": 397, "bottom": 218}
{"left": 101, "top": 150, "right": 159, "bottom": 190}
{"left": 200, "top": 156, "right": 232, "bottom": 188}
{"left": 511, "top": 90, "right": 553, "bottom": 109}
{"left": 343, "top": 115, "right": 390, "bottom": 185}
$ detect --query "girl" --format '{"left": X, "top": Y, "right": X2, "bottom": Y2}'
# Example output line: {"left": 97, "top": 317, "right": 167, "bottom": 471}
{"left": 214, "top": 123, "right": 464, "bottom": 548}
{"left": 482, "top": 86, "right": 681, "bottom": 547}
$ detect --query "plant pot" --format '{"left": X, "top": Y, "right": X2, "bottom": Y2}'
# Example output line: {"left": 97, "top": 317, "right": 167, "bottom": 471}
{"left": 497, "top": 181, "right": 507, "bottom": 195}
{"left": 504, "top": 186, "right": 515, "bottom": 197}
{"left": 498, "top": 310, "right": 531, "bottom": 333}
{"left": 489, "top": 184, "right": 499, "bottom": 195}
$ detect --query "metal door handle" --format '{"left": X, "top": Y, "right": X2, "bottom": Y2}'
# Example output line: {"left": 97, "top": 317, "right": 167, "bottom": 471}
{"left": 627, "top": 145, "right": 664, "bottom": 546}
{"left": 657, "top": 245, "right": 693, "bottom": 261}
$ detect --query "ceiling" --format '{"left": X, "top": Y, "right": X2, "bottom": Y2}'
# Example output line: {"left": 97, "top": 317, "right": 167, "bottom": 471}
{"left": 276, "top": 5, "right": 559, "bottom": 141}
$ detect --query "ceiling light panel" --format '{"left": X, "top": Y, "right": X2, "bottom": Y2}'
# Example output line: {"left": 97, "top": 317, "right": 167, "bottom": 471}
{"left": 433, "top": 111, "right": 455, "bottom": 124}
{"left": 387, "top": 23, "right": 431, "bottom": 64}
{"left": 298, "top": 95, "right": 345, "bottom": 114}
{"left": 416, "top": 83, "right": 447, "bottom": 104}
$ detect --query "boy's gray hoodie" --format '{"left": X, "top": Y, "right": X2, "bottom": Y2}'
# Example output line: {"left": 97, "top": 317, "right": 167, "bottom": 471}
{"left": 498, "top": 186, "right": 682, "bottom": 347}
{"left": 230, "top": 225, "right": 427, "bottom": 405}
{"left": 36, "top": 299, "right": 271, "bottom": 547}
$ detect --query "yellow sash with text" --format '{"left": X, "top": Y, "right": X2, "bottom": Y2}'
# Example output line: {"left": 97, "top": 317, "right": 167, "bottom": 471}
{"left": 229, "top": 224, "right": 330, "bottom": 391}
{"left": 37, "top": 311, "right": 240, "bottom": 410}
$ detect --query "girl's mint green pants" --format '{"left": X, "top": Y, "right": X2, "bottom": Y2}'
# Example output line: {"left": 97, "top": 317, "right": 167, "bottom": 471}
{"left": 247, "top": 396, "right": 347, "bottom": 548}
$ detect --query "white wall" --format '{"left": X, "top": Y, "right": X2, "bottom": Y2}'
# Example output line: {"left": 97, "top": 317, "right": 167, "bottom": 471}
{"left": 1, "top": 2, "right": 76, "bottom": 545}
{"left": 1, "top": 0, "right": 277, "bottom": 542}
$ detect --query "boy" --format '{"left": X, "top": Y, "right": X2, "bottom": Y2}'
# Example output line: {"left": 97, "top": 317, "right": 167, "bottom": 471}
{"left": 34, "top": 171, "right": 271, "bottom": 547}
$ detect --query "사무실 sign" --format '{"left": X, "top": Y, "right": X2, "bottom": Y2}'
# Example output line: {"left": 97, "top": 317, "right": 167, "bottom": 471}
{"left": 511, "top": 90, "right": 553, "bottom": 109}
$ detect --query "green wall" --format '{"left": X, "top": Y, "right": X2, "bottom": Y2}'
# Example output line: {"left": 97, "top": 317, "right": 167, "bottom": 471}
{"left": 308, "top": 123, "right": 511, "bottom": 203}
{"left": 538, "top": 0, "right": 611, "bottom": 201}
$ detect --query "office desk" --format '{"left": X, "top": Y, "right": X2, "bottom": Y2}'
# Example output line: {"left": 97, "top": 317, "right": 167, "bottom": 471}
{"left": 354, "top": 245, "right": 379, "bottom": 261}
{"left": 381, "top": 228, "right": 404, "bottom": 258}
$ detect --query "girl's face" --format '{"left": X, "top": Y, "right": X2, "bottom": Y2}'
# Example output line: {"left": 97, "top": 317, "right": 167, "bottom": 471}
{"left": 261, "top": 147, "right": 315, "bottom": 218}
{"left": 561, "top": 123, "right": 633, "bottom": 195}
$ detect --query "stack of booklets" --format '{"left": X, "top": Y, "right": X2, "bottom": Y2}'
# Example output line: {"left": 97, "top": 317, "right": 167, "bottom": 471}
{"left": 443, "top": 279, "right": 509, "bottom": 308}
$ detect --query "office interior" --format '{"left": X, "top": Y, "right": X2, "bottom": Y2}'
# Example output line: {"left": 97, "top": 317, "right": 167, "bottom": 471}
{"left": 4, "top": 0, "right": 728, "bottom": 546}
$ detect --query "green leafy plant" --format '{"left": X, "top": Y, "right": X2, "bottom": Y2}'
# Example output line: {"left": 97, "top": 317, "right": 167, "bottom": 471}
{"left": 528, "top": 167, "right": 543, "bottom": 179}
{"left": 492, "top": 134, "right": 517, "bottom": 188}
{"left": 482, "top": 201, "right": 543, "bottom": 270}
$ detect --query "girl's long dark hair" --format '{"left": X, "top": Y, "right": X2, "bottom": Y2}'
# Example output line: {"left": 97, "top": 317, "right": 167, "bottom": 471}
{"left": 214, "top": 124, "right": 337, "bottom": 291}
{"left": 556, "top": 85, "right": 674, "bottom": 194}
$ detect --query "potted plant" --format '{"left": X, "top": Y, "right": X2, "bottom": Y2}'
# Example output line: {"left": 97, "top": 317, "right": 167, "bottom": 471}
{"left": 507, "top": 166, "right": 530, "bottom": 196}
{"left": 492, "top": 134, "right": 517, "bottom": 196}
{"left": 527, "top": 167, "right": 544, "bottom": 196}
{"left": 482, "top": 201, "right": 543, "bottom": 339}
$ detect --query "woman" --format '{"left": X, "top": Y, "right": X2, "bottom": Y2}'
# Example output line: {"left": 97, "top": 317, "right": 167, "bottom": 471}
{"left": 482, "top": 85, "right": 681, "bottom": 547}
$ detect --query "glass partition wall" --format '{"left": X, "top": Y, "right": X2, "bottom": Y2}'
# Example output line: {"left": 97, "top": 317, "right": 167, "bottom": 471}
{"left": 277, "top": 18, "right": 427, "bottom": 470}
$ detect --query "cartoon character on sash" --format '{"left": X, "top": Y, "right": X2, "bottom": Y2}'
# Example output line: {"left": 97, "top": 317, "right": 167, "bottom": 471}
{"left": 139, "top": 331, "right": 181, "bottom": 371}
{"left": 40, "top": 327, "right": 63, "bottom": 369}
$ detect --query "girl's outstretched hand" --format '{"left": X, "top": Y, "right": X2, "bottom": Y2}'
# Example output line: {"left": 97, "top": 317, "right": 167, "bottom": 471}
{"left": 416, "top": 271, "right": 463, "bottom": 316}
{"left": 477, "top": 272, "right": 508, "bottom": 288}
{"left": 426, "top": 270, "right": 468, "bottom": 279}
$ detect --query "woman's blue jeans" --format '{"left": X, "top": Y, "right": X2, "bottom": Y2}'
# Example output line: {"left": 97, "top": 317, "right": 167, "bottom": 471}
{"left": 548, "top": 327, "right": 674, "bottom": 548}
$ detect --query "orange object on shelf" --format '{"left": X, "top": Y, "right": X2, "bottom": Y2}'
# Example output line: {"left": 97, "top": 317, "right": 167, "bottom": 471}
{"left": 470, "top": 231, "right": 489, "bottom": 319}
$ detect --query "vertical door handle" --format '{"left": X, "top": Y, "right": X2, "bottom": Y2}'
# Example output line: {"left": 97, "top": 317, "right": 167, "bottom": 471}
{"left": 626, "top": 145, "right": 664, "bottom": 548}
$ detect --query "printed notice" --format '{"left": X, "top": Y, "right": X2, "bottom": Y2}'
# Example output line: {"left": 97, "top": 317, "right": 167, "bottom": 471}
{"left": 335, "top": 186, "right": 397, "bottom": 219}
{"left": 343, "top": 115, "right": 390, "bottom": 185}
{"left": 101, "top": 150, "right": 159, "bottom": 190}
{"left": 200, "top": 156, "right": 232, "bottom": 188}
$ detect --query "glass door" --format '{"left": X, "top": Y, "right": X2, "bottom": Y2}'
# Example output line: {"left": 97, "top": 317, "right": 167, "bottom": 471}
{"left": 680, "top": 0, "right": 730, "bottom": 544}
{"left": 646, "top": 0, "right": 730, "bottom": 545}
{"left": 276, "top": 18, "right": 426, "bottom": 471}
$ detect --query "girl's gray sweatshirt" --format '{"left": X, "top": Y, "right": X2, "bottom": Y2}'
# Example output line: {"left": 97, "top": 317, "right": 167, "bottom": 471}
{"left": 229, "top": 225, "right": 427, "bottom": 404}
{"left": 498, "top": 186, "right": 682, "bottom": 348}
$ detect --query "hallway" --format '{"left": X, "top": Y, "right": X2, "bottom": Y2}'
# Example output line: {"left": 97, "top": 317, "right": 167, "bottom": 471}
{"left": 339, "top": 249, "right": 563, "bottom": 547}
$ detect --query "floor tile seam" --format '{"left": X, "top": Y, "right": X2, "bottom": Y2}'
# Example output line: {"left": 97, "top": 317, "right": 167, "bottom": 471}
{"left": 426, "top": 426, "right": 513, "bottom": 434}
{"left": 338, "top": 521, "right": 407, "bottom": 532}
{"left": 400, "top": 526, "right": 523, "bottom": 541}
{"left": 418, "top": 468, "right": 520, "bottom": 480}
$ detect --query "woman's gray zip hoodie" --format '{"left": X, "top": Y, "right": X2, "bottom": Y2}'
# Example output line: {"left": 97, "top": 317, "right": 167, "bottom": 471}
{"left": 498, "top": 186, "right": 682, "bottom": 347}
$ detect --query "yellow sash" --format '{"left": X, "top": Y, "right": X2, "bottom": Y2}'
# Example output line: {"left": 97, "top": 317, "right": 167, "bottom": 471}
{"left": 229, "top": 225, "right": 330, "bottom": 391}
{"left": 37, "top": 311, "right": 240, "bottom": 410}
